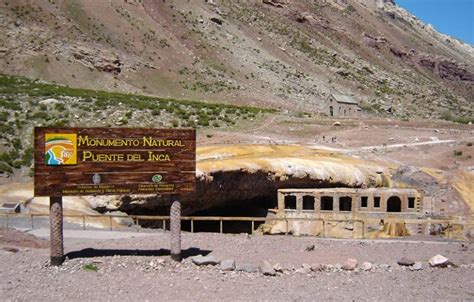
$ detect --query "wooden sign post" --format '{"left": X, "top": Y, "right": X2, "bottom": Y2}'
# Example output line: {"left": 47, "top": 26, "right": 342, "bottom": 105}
{"left": 34, "top": 127, "right": 196, "bottom": 265}
{"left": 49, "top": 196, "right": 64, "bottom": 266}
{"left": 170, "top": 200, "right": 181, "bottom": 261}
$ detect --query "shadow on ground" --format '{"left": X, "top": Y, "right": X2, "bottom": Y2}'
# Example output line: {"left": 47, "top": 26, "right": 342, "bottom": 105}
{"left": 65, "top": 247, "right": 211, "bottom": 260}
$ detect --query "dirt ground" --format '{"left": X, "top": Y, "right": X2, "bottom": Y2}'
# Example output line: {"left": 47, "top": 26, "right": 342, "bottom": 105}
{"left": 1, "top": 228, "right": 473, "bottom": 301}
{"left": 200, "top": 115, "right": 474, "bottom": 167}
{"left": 199, "top": 115, "right": 474, "bottom": 217}
{"left": 0, "top": 227, "right": 49, "bottom": 249}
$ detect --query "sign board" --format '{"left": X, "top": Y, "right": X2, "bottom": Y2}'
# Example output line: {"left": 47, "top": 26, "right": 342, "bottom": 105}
{"left": 34, "top": 127, "right": 196, "bottom": 196}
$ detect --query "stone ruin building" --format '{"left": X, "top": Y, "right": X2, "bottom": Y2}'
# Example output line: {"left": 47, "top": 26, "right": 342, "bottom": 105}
{"left": 263, "top": 188, "right": 424, "bottom": 238}
{"left": 324, "top": 94, "right": 362, "bottom": 117}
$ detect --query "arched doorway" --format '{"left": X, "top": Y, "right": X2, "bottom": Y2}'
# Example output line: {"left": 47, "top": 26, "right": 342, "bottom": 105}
{"left": 387, "top": 196, "right": 402, "bottom": 212}
{"left": 329, "top": 106, "right": 334, "bottom": 117}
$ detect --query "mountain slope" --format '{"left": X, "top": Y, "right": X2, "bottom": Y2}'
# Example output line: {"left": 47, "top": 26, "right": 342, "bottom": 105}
{"left": 0, "top": 0, "right": 472, "bottom": 119}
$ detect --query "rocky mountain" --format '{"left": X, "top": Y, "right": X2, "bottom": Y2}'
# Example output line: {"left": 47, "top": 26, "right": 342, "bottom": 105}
{"left": 0, "top": 0, "right": 472, "bottom": 119}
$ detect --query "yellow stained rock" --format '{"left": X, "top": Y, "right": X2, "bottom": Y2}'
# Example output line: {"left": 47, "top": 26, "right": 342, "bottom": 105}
{"left": 453, "top": 170, "right": 474, "bottom": 213}
{"left": 366, "top": 222, "right": 410, "bottom": 239}
{"left": 197, "top": 144, "right": 389, "bottom": 187}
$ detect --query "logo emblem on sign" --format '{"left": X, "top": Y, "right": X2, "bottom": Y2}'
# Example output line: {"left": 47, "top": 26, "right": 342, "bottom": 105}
{"left": 152, "top": 174, "right": 162, "bottom": 183}
{"left": 92, "top": 173, "right": 101, "bottom": 185}
{"left": 44, "top": 134, "right": 77, "bottom": 165}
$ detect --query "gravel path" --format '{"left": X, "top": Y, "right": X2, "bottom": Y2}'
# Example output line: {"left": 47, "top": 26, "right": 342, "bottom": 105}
{"left": 1, "top": 229, "right": 473, "bottom": 301}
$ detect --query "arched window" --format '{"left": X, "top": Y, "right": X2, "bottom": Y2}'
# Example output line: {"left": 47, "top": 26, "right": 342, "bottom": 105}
{"left": 387, "top": 196, "right": 402, "bottom": 212}
{"left": 329, "top": 106, "right": 334, "bottom": 117}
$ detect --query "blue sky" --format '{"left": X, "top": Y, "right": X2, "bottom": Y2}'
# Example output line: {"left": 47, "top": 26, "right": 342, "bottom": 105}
{"left": 396, "top": 0, "right": 474, "bottom": 45}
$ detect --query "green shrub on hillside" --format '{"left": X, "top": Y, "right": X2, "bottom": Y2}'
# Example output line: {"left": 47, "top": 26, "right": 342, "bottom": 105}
{"left": 0, "top": 73, "right": 276, "bottom": 171}
{"left": 0, "top": 162, "right": 13, "bottom": 174}
{"left": 440, "top": 110, "right": 474, "bottom": 124}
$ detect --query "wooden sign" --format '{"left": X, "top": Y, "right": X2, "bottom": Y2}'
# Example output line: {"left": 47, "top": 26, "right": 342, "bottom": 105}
{"left": 34, "top": 127, "right": 196, "bottom": 196}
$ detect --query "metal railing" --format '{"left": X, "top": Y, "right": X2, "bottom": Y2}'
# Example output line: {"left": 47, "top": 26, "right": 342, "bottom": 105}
{"left": 1, "top": 213, "right": 472, "bottom": 240}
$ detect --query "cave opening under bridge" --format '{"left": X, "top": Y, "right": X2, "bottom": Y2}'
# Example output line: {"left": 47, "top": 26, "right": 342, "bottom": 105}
{"left": 180, "top": 196, "right": 277, "bottom": 234}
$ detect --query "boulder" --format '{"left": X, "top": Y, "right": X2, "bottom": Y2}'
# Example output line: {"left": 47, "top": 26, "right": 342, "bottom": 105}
{"left": 295, "top": 264, "right": 312, "bottom": 274}
{"left": 361, "top": 261, "right": 373, "bottom": 271}
{"left": 273, "top": 263, "right": 283, "bottom": 273}
{"left": 260, "top": 260, "right": 276, "bottom": 276}
{"left": 310, "top": 263, "right": 323, "bottom": 272}
{"left": 410, "top": 262, "right": 423, "bottom": 271}
{"left": 342, "top": 258, "right": 358, "bottom": 270}
{"left": 336, "top": 69, "right": 350, "bottom": 77}
{"left": 379, "top": 264, "right": 391, "bottom": 271}
{"left": 323, "top": 264, "right": 334, "bottom": 272}
{"left": 429, "top": 224, "right": 444, "bottom": 235}
{"left": 191, "top": 255, "right": 220, "bottom": 266}
{"left": 397, "top": 257, "right": 415, "bottom": 266}
{"left": 220, "top": 259, "right": 235, "bottom": 271}
{"left": 1, "top": 247, "right": 19, "bottom": 253}
{"left": 429, "top": 255, "right": 449, "bottom": 267}
{"left": 236, "top": 263, "right": 258, "bottom": 273}
{"left": 39, "top": 98, "right": 60, "bottom": 105}
{"left": 210, "top": 17, "right": 223, "bottom": 25}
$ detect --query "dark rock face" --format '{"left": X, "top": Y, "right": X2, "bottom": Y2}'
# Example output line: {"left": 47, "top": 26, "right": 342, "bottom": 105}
{"left": 96, "top": 60, "right": 122, "bottom": 74}
{"left": 363, "top": 33, "right": 387, "bottom": 49}
{"left": 294, "top": 12, "right": 331, "bottom": 29}
{"left": 73, "top": 47, "right": 122, "bottom": 75}
{"left": 374, "top": 39, "right": 474, "bottom": 84}
{"left": 419, "top": 58, "right": 474, "bottom": 82}
{"left": 389, "top": 47, "right": 410, "bottom": 60}
{"left": 262, "top": 0, "right": 288, "bottom": 8}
